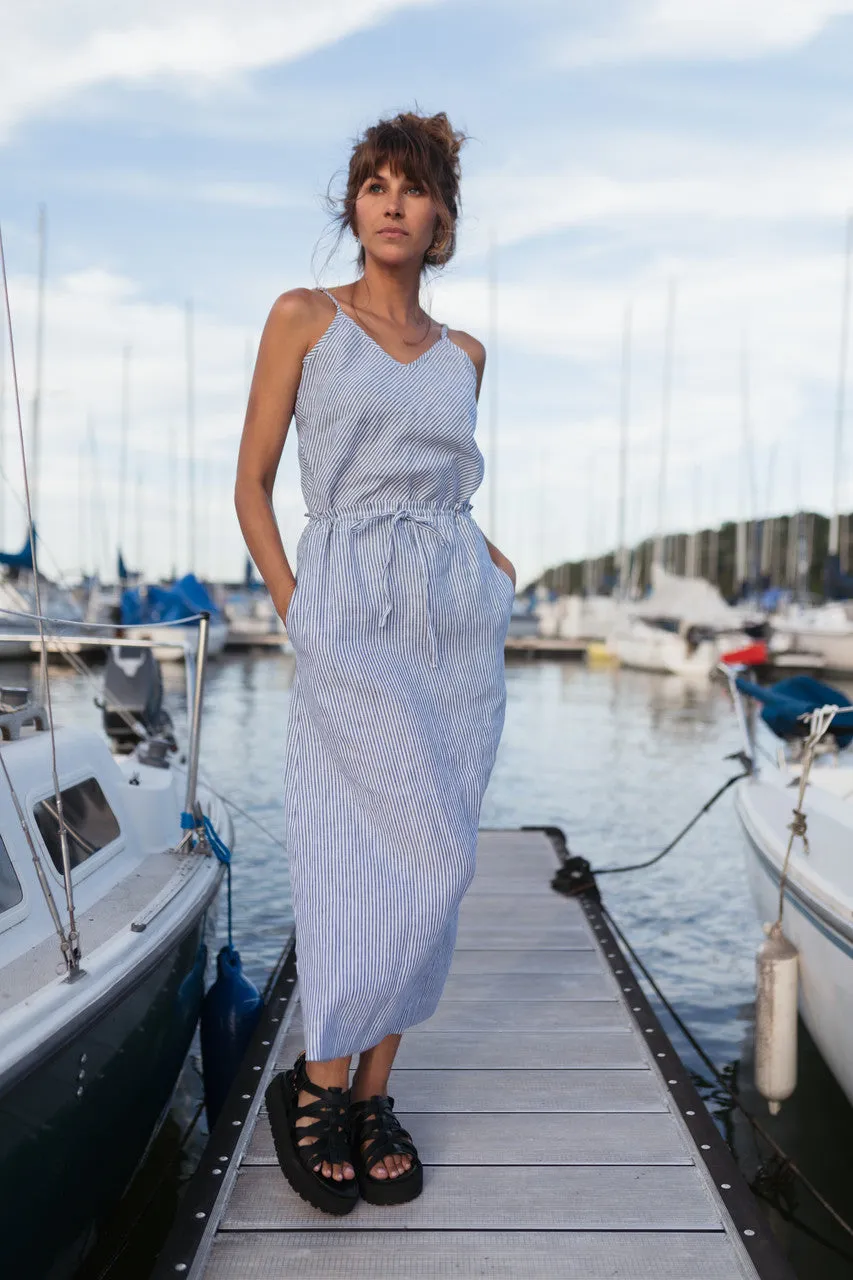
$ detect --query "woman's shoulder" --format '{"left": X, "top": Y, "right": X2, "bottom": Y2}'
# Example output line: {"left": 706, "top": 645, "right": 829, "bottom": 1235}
{"left": 445, "top": 326, "right": 486, "bottom": 378}
{"left": 266, "top": 286, "right": 332, "bottom": 327}
{"left": 261, "top": 288, "right": 337, "bottom": 361}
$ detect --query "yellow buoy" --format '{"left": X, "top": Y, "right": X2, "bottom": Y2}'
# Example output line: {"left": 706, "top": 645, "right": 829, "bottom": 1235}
{"left": 754, "top": 920, "right": 799, "bottom": 1115}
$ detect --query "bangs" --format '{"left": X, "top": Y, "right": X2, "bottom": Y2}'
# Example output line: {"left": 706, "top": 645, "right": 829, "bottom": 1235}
{"left": 352, "top": 123, "right": 435, "bottom": 194}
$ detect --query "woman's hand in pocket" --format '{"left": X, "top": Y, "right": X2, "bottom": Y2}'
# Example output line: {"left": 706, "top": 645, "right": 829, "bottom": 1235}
{"left": 280, "top": 579, "right": 297, "bottom": 629}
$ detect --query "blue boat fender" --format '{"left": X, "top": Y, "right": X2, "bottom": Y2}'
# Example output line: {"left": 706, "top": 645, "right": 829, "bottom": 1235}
{"left": 200, "top": 944, "right": 263, "bottom": 1126}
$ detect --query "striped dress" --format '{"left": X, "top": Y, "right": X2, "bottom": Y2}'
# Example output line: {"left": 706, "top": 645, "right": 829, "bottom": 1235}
{"left": 284, "top": 286, "right": 514, "bottom": 1061}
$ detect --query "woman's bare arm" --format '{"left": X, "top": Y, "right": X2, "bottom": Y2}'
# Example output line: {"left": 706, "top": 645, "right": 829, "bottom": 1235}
{"left": 450, "top": 329, "right": 516, "bottom": 589}
{"left": 234, "top": 289, "right": 325, "bottom": 622}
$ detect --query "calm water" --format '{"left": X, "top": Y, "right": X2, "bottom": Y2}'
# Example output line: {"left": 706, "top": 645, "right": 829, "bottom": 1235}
{"left": 42, "top": 648, "right": 853, "bottom": 1278}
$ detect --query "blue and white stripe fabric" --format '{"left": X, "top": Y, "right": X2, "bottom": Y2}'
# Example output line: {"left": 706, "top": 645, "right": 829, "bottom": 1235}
{"left": 283, "top": 286, "right": 514, "bottom": 1061}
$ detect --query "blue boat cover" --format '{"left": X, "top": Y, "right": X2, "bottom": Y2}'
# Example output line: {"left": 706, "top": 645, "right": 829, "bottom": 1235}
{"left": 119, "top": 573, "right": 221, "bottom": 627}
{"left": 0, "top": 530, "right": 35, "bottom": 570}
{"left": 735, "top": 674, "right": 853, "bottom": 748}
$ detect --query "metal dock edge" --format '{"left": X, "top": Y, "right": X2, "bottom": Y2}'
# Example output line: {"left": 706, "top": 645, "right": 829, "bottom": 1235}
{"left": 154, "top": 828, "right": 796, "bottom": 1280}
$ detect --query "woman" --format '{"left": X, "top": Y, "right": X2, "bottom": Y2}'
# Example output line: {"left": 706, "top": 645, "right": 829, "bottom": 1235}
{"left": 234, "top": 110, "right": 516, "bottom": 1216}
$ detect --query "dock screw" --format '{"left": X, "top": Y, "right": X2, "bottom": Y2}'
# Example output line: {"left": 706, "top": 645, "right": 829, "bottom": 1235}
{"left": 212, "top": 1168, "right": 222, "bottom": 1176}
{"left": 175, "top": 1266, "right": 187, "bottom": 1273}
{"left": 744, "top": 1229, "right": 755, "bottom": 1237}
{"left": 232, "top": 1120, "right": 241, "bottom": 1126}
{"left": 701, "top": 1144, "right": 710, "bottom": 1149}
{"left": 656, "top": 1053, "right": 665, "bottom": 1058}
{"left": 686, "top": 1110, "right": 695, "bottom": 1116}
{"left": 668, "top": 1079, "right": 677, "bottom": 1085}
{"left": 721, "top": 1183, "right": 731, "bottom": 1190}
{"left": 195, "top": 1211, "right": 206, "bottom": 1219}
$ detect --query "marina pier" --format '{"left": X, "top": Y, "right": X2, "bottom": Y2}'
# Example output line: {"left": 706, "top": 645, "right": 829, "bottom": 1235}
{"left": 155, "top": 828, "right": 794, "bottom": 1280}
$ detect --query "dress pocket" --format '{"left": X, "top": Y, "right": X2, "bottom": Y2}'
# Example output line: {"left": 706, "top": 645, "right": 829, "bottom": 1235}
{"left": 285, "top": 581, "right": 300, "bottom": 634}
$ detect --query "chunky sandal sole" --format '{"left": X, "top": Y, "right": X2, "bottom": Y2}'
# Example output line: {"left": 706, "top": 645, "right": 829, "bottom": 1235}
{"left": 264, "top": 1071, "right": 358, "bottom": 1216}
{"left": 358, "top": 1159, "right": 423, "bottom": 1206}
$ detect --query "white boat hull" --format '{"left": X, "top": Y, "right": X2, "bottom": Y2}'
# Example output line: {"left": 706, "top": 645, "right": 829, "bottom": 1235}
{"left": 735, "top": 775, "right": 853, "bottom": 1108}
{"left": 771, "top": 613, "right": 853, "bottom": 675}
{"left": 609, "top": 621, "right": 748, "bottom": 677}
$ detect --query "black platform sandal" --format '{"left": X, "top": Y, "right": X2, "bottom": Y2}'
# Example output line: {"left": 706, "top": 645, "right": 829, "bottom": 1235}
{"left": 349, "top": 1094, "right": 423, "bottom": 1205}
{"left": 264, "top": 1051, "right": 358, "bottom": 1215}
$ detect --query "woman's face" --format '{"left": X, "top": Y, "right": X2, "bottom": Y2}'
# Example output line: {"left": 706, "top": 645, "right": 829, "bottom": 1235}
{"left": 354, "top": 162, "right": 439, "bottom": 266}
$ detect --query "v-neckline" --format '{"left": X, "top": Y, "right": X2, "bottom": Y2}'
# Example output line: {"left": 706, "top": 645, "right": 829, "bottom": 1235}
{"left": 321, "top": 288, "right": 447, "bottom": 369}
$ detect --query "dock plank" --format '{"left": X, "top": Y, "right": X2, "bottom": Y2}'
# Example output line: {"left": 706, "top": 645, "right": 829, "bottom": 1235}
{"left": 439, "top": 971, "right": 617, "bottom": 1001}
{"left": 448, "top": 948, "right": 608, "bottom": 974}
{"left": 247, "top": 1110, "right": 694, "bottom": 1166}
{"left": 279, "top": 1028, "right": 647, "bottom": 1070}
{"left": 207, "top": 1231, "right": 756, "bottom": 1280}
{"left": 224, "top": 1165, "right": 722, "bottom": 1231}
{"left": 357, "top": 1068, "right": 668, "bottom": 1113}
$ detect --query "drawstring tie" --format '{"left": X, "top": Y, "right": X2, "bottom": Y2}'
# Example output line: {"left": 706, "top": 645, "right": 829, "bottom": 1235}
{"left": 304, "top": 502, "right": 472, "bottom": 670}
{"left": 353, "top": 508, "right": 452, "bottom": 669}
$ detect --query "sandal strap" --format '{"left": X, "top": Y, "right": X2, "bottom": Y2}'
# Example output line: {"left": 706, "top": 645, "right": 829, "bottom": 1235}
{"left": 290, "top": 1053, "right": 352, "bottom": 1170}
{"left": 351, "top": 1095, "right": 418, "bottom": 1171}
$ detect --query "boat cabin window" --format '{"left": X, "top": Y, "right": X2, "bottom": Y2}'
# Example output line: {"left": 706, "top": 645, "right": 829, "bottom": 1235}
{"left": 0, "top": 836, "right": 23, "bottom": 912}
{"left": 34, "top": 777, "right": 121, "bottom": 874}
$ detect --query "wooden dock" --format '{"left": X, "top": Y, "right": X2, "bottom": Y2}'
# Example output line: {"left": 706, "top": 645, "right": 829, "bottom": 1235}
{"left": 155, "top": 828, "right": 795, "bottom": 1280}
{"left": 504, "top": 634, "right": 587, "bottom": 660}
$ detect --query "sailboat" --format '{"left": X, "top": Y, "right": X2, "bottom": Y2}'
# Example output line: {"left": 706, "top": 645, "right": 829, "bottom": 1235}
{"left": 0, "top": 216, "right": 232, "bottom": 1279}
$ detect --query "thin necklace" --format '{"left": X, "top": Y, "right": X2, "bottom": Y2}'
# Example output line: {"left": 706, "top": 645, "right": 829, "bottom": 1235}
{"left": 350, "top": 287, "right": 433, "bottom": 349}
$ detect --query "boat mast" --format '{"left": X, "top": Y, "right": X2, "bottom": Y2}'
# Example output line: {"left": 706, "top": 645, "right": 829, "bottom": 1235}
{"left": 616, "top": 302, "right": 632, "bottom": 597}
{"left": 169, "top": 416, "right": 177, "bottom": 580}
{"left": 118, "top": 344, "right": 130, "bottom": 566}
{"left": 0, "top": 304, "right": 5, "bottom": 549}
{"left": 186, "top": 299, "right": 196, "bottom": 573}
{"left": 135, "top": 462, "right": 143, "bottom": 576}
{"left": 738, "top": 339, "right": 759, "bottom": 594}
{"left": 487, "top": 229, "right": 498, "bottom": 544}
{"left": 88, "top": 415, "right": 111, "bottom": 580}
{"left": 30, "top": 204, "right": 46, "bottom": 534}
{"left": 829, "top": 211, "right": 853, "bottom": 568}
{"left": 654, "top": 281, "right": 676, "bottom": 570}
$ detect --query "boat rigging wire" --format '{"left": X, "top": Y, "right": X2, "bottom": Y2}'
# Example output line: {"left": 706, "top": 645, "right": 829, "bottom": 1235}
{"left": 0, "top": 221, "right": 80, "bottom": 971}
{"left": 601, "top": 902, "right": 853, "bottom": 1248}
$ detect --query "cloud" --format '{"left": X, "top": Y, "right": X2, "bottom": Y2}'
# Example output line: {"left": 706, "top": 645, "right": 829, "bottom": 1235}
{"left": 555, "top": 0, "right": 853, "bottom": 66}
{"left": 0, "top": 0, "right": 442, "bottom": 140}
{"left": 462, "top": 135, "right": 853, "bottom": 254}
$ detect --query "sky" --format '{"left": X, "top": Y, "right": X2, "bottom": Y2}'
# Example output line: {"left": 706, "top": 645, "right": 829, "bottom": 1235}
{"left": 2, "top": 0, "right": 853, "bottom": 588}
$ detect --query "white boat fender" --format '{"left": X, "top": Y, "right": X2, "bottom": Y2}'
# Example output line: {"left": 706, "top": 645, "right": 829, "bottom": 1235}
{"left": 754, "top": 920, "right": 799, "bottom": 1115}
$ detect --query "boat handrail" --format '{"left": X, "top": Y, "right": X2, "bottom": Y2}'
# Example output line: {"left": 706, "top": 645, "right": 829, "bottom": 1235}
{"left": 0, "top": 631, "right": 188, "bottom": 652}
{"left": 0, "top": 606, "right": 208, "bottom": 637}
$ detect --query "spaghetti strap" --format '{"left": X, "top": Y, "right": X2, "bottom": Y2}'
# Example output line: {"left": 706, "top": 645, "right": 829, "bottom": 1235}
{"left": 316, "top": 286, "right": 341, "bottom": 310}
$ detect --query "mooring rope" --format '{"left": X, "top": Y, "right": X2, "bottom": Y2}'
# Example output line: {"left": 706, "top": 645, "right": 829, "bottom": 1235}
{"left": 774, "top": 704, "right": 838, "bottom": 926}
{"left": 588, "top": 754, "right": 752, "bottom": 876}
